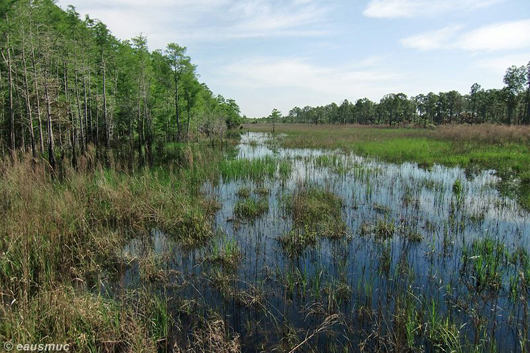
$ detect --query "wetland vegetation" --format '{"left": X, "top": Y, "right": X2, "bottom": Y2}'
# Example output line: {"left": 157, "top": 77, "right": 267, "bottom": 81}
{"left": 1, "top": 1, "right": 530, "bottom": 352}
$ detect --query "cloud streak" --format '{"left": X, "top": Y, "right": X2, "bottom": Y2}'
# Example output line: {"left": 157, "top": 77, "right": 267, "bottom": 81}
{"left": 364, "top": 0, "right": 503, "bottom": 18}
{"left": 58, "top": 0, "right": 331, "bottom": 49}
{"left": 218, "top": 56, "right": 403, "bottom": 107}
{"left": 401, "top": 19, "right": 530, "bottom": 51}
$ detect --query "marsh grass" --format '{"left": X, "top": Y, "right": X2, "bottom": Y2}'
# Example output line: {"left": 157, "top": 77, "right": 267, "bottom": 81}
{"left": 208, "top": 232, "right": 243, "bottom": 268}
{"left": 220, "top": 156, "right": 291, "bottom": 181}
{"left": 279, "top": 186, "right": 348, "bottom": 257}
{"left": 236, "top": 186, "right": 251, "bottom": 198}
{"left": 459, "top": 238, "right": 530, "bottom": 293}
{"left": 234, "top": 196, "right": 269, "bottom": 220}
{"left": 0, "top": 148, "right": 222, "bottom": 350}
{"left": 1, "top": 285, "right": 160, "bottom": 352}
{"left": 247, "top": 123, "right": 530, "bottom": 209}
{"left": 286, "top": 185, "right": 347, "bottom": 238}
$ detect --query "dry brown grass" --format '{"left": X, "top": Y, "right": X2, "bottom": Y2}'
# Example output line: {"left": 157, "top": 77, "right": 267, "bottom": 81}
{"left": 245, "top": 123, "right": 530, "bottom": 145}
{"left": 1, "top": 285, "right": 156, "bottom": 352}
{"left": 435, "top": 124, "right": 530, "bottom": 144}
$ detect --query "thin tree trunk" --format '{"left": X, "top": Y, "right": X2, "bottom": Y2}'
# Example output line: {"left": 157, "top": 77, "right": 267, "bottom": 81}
{"left": 186, "top": 96, "right": 191, "bottom": 141}
{"left": 102, "top": 57, "right": 109, "bottom": 161}
{"left": 174, "top": 72, "right": 181, "bottom": 142}
{"left": 31, "top": 47, "right": 45, "bottom": 154}
{"left": 64, "top": 62, "right": 77, "bottom": 168}
{"left": 2, "top": 33, "right": 16, "bottom": 158}
{"left": 44, "top": 71, "right": 56, "bottom": 172}
{"left": 75, "top": 68, "right": 85, "bottom": 154}
{"left": 22, "top": 45, "right": 36, "bottom": 157}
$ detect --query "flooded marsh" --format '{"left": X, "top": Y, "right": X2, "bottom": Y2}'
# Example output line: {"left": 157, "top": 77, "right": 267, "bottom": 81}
{"left": 118, "top": 132, "right": 529, "bottom": 352}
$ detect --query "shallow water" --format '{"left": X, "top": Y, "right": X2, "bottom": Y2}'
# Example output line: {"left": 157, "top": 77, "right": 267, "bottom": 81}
{"left": 120, "top": 132, "right": 530, "bottom": 352}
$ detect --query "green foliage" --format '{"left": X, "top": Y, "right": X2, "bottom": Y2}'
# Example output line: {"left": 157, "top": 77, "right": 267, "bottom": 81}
{"left": 0, "top": 0, "right": 242, "bottom": 165}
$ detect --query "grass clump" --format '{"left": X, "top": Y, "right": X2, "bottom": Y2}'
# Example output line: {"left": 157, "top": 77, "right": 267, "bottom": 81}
{"left": 402, "top": 230, "right": 424, "bottom": 243}
{"left": 461, "top": 238, "right": 508, "bottom": 292}
{"left": 286, "top": 185, "right": 347, "bottom": 239}
{"left": 375, "top": 220, "right": 396, "bottom": 240}
{"left": 359, "top": 220, "right": 396, "bottom": 240}
{"left": 236, "top": 186, "right": 251, "bottom": 198}
{"left": 279, "top": 186, "right": 347, "bottom": 256}
{"left": 234, "top": 197, "right": 269, "bottom": 220}
{"left": 254, "top": 186, "right": 270, "bottom": 196}
{"left": 278, "top": 228, "right": 318, "bottom": 258}
{"left": 208, "top": 233, "right": 242, "bottom": 268}
{"left": 220, "top": 157, "right": 276, "bottom": 181}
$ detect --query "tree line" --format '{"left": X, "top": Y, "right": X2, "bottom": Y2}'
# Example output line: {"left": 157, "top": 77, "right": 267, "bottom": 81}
{"left": 257, "top": 64, "right": 530, "bottom": 127}
{"left": 0, "top": 0, "right": 242, "bottom": 170}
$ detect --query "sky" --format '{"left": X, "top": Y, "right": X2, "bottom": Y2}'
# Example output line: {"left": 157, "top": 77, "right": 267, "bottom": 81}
{"left": 55, "top": 0, "right": 530, "bottom": 118}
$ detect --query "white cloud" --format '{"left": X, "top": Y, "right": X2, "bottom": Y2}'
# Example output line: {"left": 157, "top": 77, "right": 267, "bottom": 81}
{"left": 402, "top": 19, "right": 530, "bottom": 52}
{"left": 213, "top": 56, "right": 406, "bottom": 116}
{"left": 57, "top": 0, "right": 331, "bottom": 49}
{"left": 457, "top": 19, "right": 530, "bottom": 51}
{"left": 364, "top": 0, "right": 503, "bottom": 18}
{"left": 401, "top": 24, "right": 463, "bottom": 50}
{"left": 221, "top": 56, "right": 402, "bottom": 98}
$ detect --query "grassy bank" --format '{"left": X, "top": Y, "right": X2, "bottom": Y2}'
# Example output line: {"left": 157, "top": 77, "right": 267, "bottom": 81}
{"left": 245, "top": 123, "right": 530, "bottom": 207}
{"left": 0, "top": 144, "right": 226, "bottom": 351}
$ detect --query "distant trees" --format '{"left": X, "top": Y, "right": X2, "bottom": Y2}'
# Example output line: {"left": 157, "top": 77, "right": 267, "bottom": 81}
{"left": 266, "top": 64, "right": 530, "bottom": 126}
{"left": 0, "top": 0, "right": 241, "bottom": 169}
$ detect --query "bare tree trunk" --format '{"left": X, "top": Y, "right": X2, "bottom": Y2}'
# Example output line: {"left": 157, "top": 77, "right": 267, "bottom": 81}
{"left": 174, "top": 72, "right": 181, "bottom": 142}
{"left": 137, "top": 99, "right": 143, "bottom": 168}
{"left": 64, "top": 62, "right": 77, "bottom": 168}
{"left": 44, "top": 71, "right": 56, "bottom": 172}
{"left": 75, "top": 68, "right": 85, "bottom": 154}
{"left": 21, "top": 45, "right": 36, "bottom": 157}
{"left": 2, "top": 33, "right": 16, "bottom": 158}
{"left": 145, "top": 95, "right": 152, "bottom": 166}
{"left": 31, "top": 47, "right": 45, "bottom": 154}
{"left": 185, "top": 93, "right": 191, "bottom": 141}
{"left": 102, "top": 57, "right": 109, "bottom": 162}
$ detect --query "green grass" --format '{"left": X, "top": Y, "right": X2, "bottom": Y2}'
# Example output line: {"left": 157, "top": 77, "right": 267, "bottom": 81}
{"left": 286, "top": 185, "right": 347, "bottom": 238}
{"left": 208, "top": 233, "right": 242, "bottom": 268}
{"left": 219, "top": 156, "right": 291, "bottom": 181}
{"left": 246, "top": 123, "right": 530, "bottom": 208}
{"left": 234, "top": 197, "right": 269, "bottom": 220}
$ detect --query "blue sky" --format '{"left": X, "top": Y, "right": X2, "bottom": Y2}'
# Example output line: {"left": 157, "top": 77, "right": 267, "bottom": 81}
{"left": 56, "top": 0, "right": 530, "bottom": 118}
